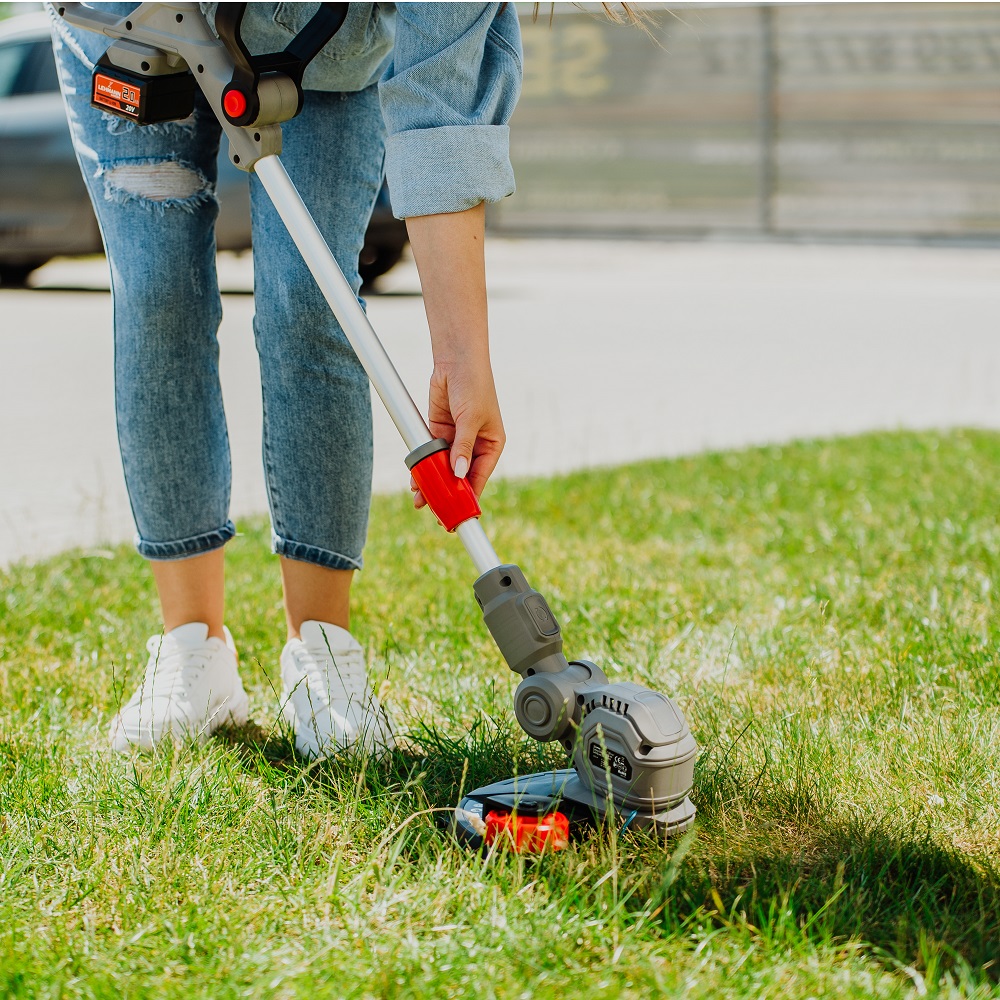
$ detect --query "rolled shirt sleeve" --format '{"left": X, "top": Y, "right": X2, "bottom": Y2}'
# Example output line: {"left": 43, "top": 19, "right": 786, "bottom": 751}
{"left": 379, "top": 2, "right": 522, "bottom": 218}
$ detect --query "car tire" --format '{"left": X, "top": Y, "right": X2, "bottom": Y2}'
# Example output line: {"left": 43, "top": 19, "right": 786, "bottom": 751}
{"left": 359, "top": 242, "right": 405, "bottom": 291}
{"left": 0, "top": 260, "right": 46, "bottom": 287}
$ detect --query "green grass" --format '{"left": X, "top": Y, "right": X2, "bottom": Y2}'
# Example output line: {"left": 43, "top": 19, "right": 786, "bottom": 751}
{"left": 2, "top": 429, "right": 1000, "bottom": 998}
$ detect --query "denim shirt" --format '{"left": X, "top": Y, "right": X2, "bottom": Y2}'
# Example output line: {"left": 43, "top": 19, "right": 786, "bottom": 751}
{"left": 207, "top": 3, "right": 522, "bottom": 218}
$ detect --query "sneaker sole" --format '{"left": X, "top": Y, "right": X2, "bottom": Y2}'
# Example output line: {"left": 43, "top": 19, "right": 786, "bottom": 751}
{"left": 109, "top": 687, "right": 251, "bottom": 753}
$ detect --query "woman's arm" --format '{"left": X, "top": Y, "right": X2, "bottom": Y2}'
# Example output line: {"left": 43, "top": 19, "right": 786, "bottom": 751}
{"left": 378, "top": 3, "right": 522, "bottom": 506}
{"left": 405, "top": 202, "right": 505, "bottom": 507}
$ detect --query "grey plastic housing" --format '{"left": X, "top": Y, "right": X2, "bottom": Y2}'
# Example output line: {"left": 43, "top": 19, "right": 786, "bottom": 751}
{"left": 475, "top": 565, "right": 611, "bottom": 741}
{"left": 101, "top": 37, "right": 186, "bottom": 76}
{"left": 474, "top": 564, "right": 570, "bottom": 678}
{"left": 573, "top": 682, "right": 698, "bottom": 815}
{"left": 514, "top": 660, "right": 607, "bottom": 743}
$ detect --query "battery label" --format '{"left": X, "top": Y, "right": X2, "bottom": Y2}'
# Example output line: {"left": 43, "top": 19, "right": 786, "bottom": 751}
{"left": 588, "top": 742, "right": 632, "bottom": 781}
{"left": 93, "top": 73, "right": 142, "bottom": 118}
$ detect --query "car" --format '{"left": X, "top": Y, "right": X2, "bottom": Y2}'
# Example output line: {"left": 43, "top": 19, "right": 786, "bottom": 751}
{"left": 0, "top": 11, "right": 408, "bottom": 288}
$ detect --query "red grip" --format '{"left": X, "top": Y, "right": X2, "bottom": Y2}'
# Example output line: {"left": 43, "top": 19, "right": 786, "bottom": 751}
{"left": 410, "top": 449, "right": 481, "bottom": 532}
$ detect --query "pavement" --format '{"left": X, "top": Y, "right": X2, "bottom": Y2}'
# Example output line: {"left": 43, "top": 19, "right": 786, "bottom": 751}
{"left": 2, "top": 237, "right": 1000, "bottom": 568}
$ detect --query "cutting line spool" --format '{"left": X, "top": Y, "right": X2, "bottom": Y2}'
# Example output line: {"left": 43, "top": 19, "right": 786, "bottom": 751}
{"left": 484, "top": 810, "right": 570, "bottom": 853}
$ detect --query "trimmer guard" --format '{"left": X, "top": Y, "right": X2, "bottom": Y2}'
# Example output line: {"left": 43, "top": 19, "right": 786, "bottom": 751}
{"left": 452, "top": 769, "right": 697, "bottom": 851}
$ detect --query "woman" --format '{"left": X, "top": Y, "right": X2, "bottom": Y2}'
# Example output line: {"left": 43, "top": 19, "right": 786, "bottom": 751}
{"left": 50, "top": 2, "right": 521, "bottom": 756}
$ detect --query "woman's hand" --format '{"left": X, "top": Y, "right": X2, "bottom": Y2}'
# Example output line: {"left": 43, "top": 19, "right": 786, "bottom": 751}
{"left": 405, "top": 202, "right": 505, "bottom": 510}
{"left": 411, "top": 357, "right": 505, "bottom": 508}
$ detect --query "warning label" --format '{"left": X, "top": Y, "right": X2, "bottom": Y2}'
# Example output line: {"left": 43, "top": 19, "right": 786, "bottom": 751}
{"left": 93, "top": 73, "right": 142, "bottom": 118}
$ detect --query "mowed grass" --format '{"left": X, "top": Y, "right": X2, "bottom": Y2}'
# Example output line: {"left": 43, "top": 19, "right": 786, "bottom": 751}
{"left": 2, "top": 429, "right": 1000, "bottom": 998}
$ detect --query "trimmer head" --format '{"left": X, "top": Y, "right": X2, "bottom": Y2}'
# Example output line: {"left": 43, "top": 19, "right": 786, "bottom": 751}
{"left": 451, "top": 768, "right": 697, "bottom": 852}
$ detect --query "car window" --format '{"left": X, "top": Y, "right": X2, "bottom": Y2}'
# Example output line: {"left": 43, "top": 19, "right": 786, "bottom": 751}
{"left": 0, "top": 40, "right": 33, "bottom": 98}
{"left": 0, "top": 38, "right": 60, "bottom": 97}
{"left": 27, "top": 40, "right": 60, "bottom": 95}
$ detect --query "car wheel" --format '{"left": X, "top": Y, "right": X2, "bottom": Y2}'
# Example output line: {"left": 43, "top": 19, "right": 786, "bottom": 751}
{"left": 359, "top": 243, "right": 405, "bottom": 290}
{"left": 0, "top": 261, "right": 46, "bottom": 287}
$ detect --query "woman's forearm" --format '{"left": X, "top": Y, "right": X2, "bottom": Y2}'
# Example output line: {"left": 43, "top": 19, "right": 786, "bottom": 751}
{"left": 404, "top": 202, "right": 505, "bottom": 500}
{"left": 405, "top": 202, "right": 489, "bottom": 367}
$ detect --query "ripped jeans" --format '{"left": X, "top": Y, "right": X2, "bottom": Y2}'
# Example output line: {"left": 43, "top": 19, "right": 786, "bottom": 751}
{"left": 50, "top": 5, "right": 385, "bottom": 570}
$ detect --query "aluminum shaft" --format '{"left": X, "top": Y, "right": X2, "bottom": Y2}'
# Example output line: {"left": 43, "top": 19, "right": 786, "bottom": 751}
{"left": 254, "top": 155, "right": 430, "bottom": 451}
{"left": 456, "top": 520, "right": 502, "bottom": 575}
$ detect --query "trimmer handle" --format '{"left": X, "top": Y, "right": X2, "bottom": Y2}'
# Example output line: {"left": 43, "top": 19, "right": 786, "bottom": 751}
{"left": 215, "top": 1, "right": 348, "bottom": 128}
{"left": 57, "top": 1, "right": 345, "bottom": 170}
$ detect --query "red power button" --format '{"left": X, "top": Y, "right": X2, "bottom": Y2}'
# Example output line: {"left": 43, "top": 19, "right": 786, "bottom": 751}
{"left": 223, "top": 89, "right": 247, "bottom": 119}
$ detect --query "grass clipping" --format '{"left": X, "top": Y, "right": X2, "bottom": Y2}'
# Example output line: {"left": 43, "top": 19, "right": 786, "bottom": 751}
{"left": 1, "top": 430, "right": 999, "bottom": 998}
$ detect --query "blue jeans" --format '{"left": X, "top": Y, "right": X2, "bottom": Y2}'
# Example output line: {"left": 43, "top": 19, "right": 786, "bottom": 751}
{"left": 50, "top": 5, "right": 384, "bottom": 571}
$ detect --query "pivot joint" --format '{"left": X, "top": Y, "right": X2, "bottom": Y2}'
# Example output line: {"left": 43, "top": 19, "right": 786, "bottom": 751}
{"left": 474, "top": 565, "right": 609, "bottom": 742}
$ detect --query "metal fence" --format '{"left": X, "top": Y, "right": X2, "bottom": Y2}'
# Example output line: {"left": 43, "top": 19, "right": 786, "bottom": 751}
{"left": 490, "top": 3, "right": 1000, "bottom": 241}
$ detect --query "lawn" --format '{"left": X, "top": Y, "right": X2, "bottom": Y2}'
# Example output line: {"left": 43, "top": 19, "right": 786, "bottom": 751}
{"left": 1, "top": 430, "right": 999, "bottom": 998}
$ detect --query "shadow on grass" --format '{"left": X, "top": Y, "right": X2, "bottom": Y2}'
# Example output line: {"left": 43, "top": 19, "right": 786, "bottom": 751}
{"left": 214, "top": 713, "right": 566, "bottom": 809}
{"left": 667, "top": 772, "right": 1000, "bottom": 979}
{"left": 675, "top": 818, "right": 999, "bottom": 978}
{"left": 214, "top": 718, "right": 999, "bottom": 979}
{"left": 213, "top": 714, "right": 571, "bottom": 854}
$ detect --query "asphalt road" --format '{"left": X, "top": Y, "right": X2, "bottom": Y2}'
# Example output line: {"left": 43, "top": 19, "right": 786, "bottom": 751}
{"left": 3, "top": 238, "right": 1000, "bottom": 568}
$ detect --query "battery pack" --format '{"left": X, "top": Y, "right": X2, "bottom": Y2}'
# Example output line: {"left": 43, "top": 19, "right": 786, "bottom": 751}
{"left": 91, "top": 56, "right": 195, "bottom": 125}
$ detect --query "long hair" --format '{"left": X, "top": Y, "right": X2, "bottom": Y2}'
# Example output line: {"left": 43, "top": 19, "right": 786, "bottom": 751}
{"left": 531, "top": 3, "right": 656, "bottom": 33}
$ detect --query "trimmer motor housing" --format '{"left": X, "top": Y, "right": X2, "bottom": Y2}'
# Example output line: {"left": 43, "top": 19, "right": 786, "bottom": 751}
{"left": 458, "top": 564, "right": 699, "bottom": 848}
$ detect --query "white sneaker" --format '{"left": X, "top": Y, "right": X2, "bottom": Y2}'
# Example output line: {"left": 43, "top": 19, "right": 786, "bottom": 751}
{"left": 109, "top": 622, "right": 249, "bottom": 752}
{"left": 280, "top": 620, "right": 394, "bottom": 758}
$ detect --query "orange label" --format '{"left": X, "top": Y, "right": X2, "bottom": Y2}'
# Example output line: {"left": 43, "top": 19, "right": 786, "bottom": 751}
{"left": 93, "top": 73, "right": 142, "bottom": 117}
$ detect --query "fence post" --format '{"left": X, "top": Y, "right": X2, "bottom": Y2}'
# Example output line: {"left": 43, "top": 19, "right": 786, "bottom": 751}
{"left": 758, "top": 4, "right": 777, "bottom": 233}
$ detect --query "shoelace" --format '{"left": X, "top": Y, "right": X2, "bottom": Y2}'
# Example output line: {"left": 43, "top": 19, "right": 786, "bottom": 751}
{"left": 293, "top": 643, "right": 369, "bottom": 699}
{"left": 142, "top": 636, "right": 212, "bottom": 698}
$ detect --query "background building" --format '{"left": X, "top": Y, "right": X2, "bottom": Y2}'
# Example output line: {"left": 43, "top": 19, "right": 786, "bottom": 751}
{"left": 492, "top": 3, "right": 1000, "bottom": 243}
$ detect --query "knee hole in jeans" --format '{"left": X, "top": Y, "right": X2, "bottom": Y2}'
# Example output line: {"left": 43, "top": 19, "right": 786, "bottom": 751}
{"left": 101, "top": 159, "right": 214, "bottom": 211}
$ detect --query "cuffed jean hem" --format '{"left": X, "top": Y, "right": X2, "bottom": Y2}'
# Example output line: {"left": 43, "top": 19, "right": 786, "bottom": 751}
{"left": 272, "top": 532, "right": 363, "bottom": 572}
{"left": 136, "top": 520, "right": 237, "bottom": 561}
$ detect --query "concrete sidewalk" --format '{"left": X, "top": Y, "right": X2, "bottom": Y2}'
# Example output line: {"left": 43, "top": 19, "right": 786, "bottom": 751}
{"left": 2, "top": 238, "right": 999, "bottom": 567}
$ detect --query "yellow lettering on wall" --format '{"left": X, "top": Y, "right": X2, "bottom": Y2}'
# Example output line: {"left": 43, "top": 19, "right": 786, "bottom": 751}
{"left": 521, "top": 21, "right": 610, "bottom": 100}
{"left": 521, "top": 28, "right": 556, "bottom": 99}
{"left": 558, "top": 24, "right": 610, "bottom": 98}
